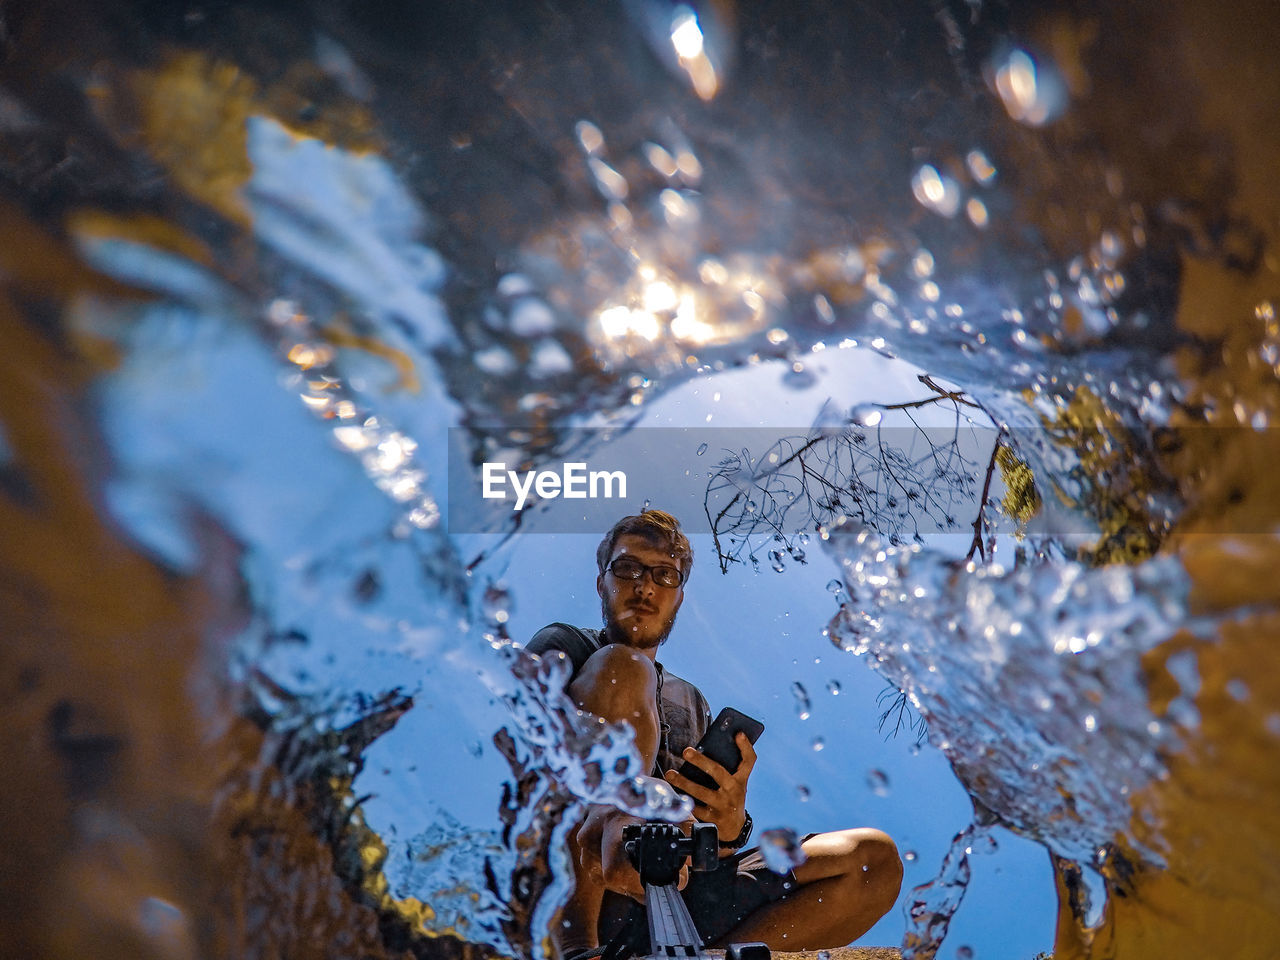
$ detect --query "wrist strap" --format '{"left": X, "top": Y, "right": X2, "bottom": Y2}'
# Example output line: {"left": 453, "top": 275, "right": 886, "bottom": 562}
{"left": 719, "top": 811, "right": 753, "bottom": 850}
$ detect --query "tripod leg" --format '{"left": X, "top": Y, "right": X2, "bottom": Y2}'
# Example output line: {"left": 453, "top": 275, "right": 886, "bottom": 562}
{"left": 645, "top": 883, "right": 703, "bottom": 958}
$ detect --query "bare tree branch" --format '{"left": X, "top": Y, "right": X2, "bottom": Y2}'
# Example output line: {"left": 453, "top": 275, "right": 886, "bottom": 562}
{"left": 703, "top": 383, "right": 1006, "bottom": 573}
{"left": 966, "top": 431, "right": 1007, "bottom": 562}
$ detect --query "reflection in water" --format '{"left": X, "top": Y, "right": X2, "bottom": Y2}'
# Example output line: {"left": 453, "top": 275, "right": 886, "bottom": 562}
{"left": 2, "top": 1, "right": 1280, "bottom": 959}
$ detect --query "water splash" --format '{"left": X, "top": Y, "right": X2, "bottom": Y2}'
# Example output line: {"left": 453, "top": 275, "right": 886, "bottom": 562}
{"left": 901, "top": 822, "right": 990, "bottom": 960}
{"left": 827, "top": 523, "right": 1190, "bottom": 869}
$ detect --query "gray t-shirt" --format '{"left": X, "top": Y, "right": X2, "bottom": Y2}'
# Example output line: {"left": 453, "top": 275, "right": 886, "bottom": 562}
{"left": 527, "top": 622, "right": 712, "bottom": 776}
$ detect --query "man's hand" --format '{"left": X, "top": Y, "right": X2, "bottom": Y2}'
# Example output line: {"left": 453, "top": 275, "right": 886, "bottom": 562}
{"left": 662, "top": 732, "right": 756, "bottom": 854}
{"left": 573, "top": 800, "right": 695, "bottom": 902}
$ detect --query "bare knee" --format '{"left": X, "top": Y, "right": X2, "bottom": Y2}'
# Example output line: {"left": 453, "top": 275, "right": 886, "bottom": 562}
{"left": 570, "top": 644, "right": 658, "bottom": 709}
{"left": 569, "top": 644, "right": 660, "bottom": 764}
{"left": 851, "top": 829, "right": 904, "bottom": 914}
{"left": 805, "top": 827, "right": 902, "bottom": 916}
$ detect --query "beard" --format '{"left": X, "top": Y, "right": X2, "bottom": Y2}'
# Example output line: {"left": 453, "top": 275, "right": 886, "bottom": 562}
{"left": 600, "top": 595, "right": 676, "bottom": 649}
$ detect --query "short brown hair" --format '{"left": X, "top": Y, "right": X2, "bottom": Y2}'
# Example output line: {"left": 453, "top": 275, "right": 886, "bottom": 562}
{"left": 596, "top": 510, "right": 693, "bottom": 583}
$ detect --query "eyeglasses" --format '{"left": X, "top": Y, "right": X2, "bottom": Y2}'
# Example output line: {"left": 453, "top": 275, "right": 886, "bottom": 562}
{"left": 608, "top": 556, "right": 685, "bottom": 588}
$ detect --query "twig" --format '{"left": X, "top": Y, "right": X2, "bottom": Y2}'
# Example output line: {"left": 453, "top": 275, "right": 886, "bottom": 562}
{"left": 966, "top": 430, "right": 1006, "bottom": 562}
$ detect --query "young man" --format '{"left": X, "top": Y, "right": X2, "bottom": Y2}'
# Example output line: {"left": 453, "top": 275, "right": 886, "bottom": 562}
{"left": 527, "top": 510, "right": 902, "bottom": 958}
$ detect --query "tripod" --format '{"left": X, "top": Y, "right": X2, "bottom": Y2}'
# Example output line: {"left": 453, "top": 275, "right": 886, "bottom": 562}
{"left": 599, "top": 822, "right": 771, "bottom": 960}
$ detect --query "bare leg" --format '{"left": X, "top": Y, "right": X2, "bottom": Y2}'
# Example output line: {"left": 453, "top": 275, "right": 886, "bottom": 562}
{"left": 556, "top": 645, "right": 662, "bottom": 957}
{"left": 568, "top": 643, "right": 660, "bottom": 770}
{"left": 715, "top": 828, "right": 903, "bottom": 951}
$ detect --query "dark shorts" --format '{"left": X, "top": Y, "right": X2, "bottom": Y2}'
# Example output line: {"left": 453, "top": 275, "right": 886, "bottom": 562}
{"left": 681, "top": 845, "right": 800, "bottom": 944}
{"left": 598, "top": 843, "right": 802, "bottom": 949}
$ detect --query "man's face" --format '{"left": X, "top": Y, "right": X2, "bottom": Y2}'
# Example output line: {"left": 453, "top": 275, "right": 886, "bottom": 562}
{"left": 597, "top": 533, "right": 685, "bottom": 651}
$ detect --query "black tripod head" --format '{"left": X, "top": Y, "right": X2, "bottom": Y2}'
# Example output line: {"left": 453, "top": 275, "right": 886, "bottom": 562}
{"left": 623, "top": 822, "right": 719, "bottom": 887}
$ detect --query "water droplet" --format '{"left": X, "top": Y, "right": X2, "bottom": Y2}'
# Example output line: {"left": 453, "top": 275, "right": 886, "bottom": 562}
{"left": 783, "top": 362, "right": 817, "bottom": 389}
{"left": 866, "top": 769, "right": 890, "bottom": 796}
{"left": 497, "top": 272, "right": 537, "bottom": 298}
{"left": 903, "top": 849, "right": 918, "bottom": 862}
{"left": 643, "top": 141, "right": 678, "bottom": 177}
{"left": 812, "top": 737, "right": 825, "bottom": 751}
{"left": 956, "top": 946, "right": 974, "bottom": 960}
{"left": 482, "top": 581, "right": 512, "bottom": 625}
{"left": 993, "top": 47, "right": 1067, "bottom": 126}
{"left": 474, "top": 346, "right": 516, "bottom": 375}
{"left": 1099, "top": 229, "right": 1124, "bottom": 262}
{"left": 827, "top": 680, "right": 842, "bottom": 696}
{"left": 588, "top": 156, "right": 629, "bottom": 202}
{"left": 530, "top": 339, "right": 573, "bottom": 377}
{"left": 509, "top": 298, "right": 556, "bottom": 337}
{"left": 696, "top": 442, "right": 709, "bottom": 456}
{"left": 966, "top": 197, "right": 989, "bottom": 228}
{"left": 965, "top": 833, "right": 998, "bottom": 855}
{"left": 911, "top": 164, "right": 962, "bottom": 217}
{"left": 618, "top": 775, "right": 693, "bottom": 819}
{"left": 792, "top": 682, "right": 811, "bottom": 720}
{"left": 827, "top": 578, "right": 844, "bottom": 595}
{"left": 965, "top": 149, "right": 997, "bottom": 184}
{"left": 769, "top": 549, "right": 786, "bottom": 572}
{"left": 850, "top": 403, "right": 883, "bottom": 427}
{"left": 575, "top": 119, "right": 604, "bottom": 154}
{"left": 796, "top": 784, "right": 811, "bottom": 801}
{"left": 760, "top": 827, "right": 808, "bottom": 873}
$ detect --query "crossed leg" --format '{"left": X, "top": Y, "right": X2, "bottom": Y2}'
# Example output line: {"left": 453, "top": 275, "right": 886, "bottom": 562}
{"left": 558, "top": 645, "right": 662, "bottom": 957}
{"left": 713, "top": 828, "right": 904, "bottom": 951}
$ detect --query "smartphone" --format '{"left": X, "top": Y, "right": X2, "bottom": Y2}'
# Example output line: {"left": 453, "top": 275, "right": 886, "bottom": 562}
{"left": 674, "top": 706, "right": 765, "bottom": 792}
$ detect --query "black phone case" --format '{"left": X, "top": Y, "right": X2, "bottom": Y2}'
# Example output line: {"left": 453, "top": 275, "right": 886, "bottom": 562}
{"left": 675, "top": 706, "right": 765, "bottom": 792}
